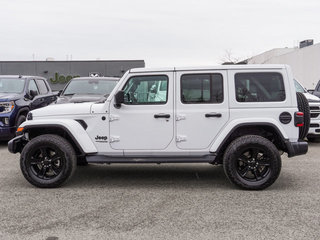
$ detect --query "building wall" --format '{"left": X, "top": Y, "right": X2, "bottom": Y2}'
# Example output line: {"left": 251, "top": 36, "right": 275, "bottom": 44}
{"left": 0, "top": 60, "right": 145, "bottom": 90}
{"left": 248, "top": 48, "right": 295, "bottom": 64}
{"left": 248, "top": 43, "right": 320, "bottom": 89}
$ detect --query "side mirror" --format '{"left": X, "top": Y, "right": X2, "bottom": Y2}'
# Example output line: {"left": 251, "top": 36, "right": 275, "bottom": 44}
{"left": 29, "top": 90, "right": 38, "bottom": 99}
{"left": 114, "top": 90, "right": 124, "bottom": 108}
{"left": 25, "top": 90, "right": 37, "bottom": 100}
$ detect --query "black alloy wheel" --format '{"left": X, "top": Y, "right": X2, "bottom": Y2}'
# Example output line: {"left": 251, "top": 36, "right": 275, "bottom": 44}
{"left": 28, "top": 146, "right": 65, "bottom": 180}
{"left": 236, "top": 147, "right": 271, "bottom": 182}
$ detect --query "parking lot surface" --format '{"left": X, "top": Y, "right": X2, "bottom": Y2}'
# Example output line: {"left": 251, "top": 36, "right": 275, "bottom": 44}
{"left": 0, "top": 141, "right": 319, "bottom": 240}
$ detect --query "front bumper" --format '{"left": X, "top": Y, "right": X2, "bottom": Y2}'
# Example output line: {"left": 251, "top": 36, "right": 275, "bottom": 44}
{"left": 308, "top": 118, "right": 320, "bottom": 136}
{"left": 8, "top": 135, "right": 24, "bottom": 154}
{"left": 0, "top": 125, "right": 16, "bottom": 140}
{"left": 286, "top": 140, "right": 308, "bottom": 158}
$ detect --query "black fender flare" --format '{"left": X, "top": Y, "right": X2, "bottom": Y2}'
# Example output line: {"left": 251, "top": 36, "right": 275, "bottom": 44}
{"left": 23, "top": 124, "right": 86, "bottom": 155}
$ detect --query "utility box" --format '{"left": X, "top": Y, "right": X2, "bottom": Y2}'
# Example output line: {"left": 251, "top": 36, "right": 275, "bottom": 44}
{"left": 299, "top": 39, "right": 314, "bottom": 49}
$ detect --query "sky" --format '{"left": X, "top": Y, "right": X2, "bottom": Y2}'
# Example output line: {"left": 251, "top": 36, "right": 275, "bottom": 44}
{"left": 0, "top": 0, "right": 320, "bottom": 67}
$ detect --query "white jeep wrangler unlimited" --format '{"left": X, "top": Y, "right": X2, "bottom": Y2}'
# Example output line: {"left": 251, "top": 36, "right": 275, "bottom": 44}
{"left": 8, "top": 65, "right": 309, "bottom": 190}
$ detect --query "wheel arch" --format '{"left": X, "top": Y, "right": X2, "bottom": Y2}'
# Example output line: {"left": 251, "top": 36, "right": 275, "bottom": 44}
{"left": 21, "top": 122, "right": 97, "bottom": 156}
{"left": 212, "top": 123, "right": 288, "bottom": 163}
{"left": 15, "top": 107, "right": 30, "bottom": 124}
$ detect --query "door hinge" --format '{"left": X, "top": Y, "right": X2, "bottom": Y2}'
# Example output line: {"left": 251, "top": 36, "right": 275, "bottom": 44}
{"left": 176, "top": 135, "right": 187, "bottom": 142}
{"left": 176, "top": 114, "right": 186, "bottom": 121}
{"left": 109, "top": 114, "right": 120, "bottom": 122}
{"left": 110, "top": 136, "right": 120, "bottom": 143}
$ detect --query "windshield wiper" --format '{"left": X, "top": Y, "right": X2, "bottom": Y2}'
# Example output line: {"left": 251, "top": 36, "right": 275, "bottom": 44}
{"left": 63, "top": 93, "right": 75, "bottom": 96}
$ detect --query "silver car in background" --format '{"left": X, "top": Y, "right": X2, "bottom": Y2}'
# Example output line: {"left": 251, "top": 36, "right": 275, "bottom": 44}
{"left": 56, "top": 77, "right": 119, "bottom": 104}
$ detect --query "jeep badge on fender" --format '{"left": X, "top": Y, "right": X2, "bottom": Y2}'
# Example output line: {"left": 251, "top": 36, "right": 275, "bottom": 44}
{"left": 95, "top": 135, "right": 108, "bottom": 142}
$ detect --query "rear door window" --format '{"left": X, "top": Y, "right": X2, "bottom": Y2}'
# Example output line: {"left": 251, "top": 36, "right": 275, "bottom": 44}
{"left": 235, "top": 72, "right": 285, "bottom": 102}
{"left": 181, "top": 74, "right": 223, "bottom": 104}
{"left": 28, "top": 80, "right": 39, "bottom": 95}
{"left": 36, "top": 79, "right": 49, "bottom": 94}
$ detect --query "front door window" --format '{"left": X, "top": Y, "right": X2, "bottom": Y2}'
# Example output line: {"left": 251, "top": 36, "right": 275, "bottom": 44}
{"left": 123, "top": 75, "right": 168, "bottom": 104}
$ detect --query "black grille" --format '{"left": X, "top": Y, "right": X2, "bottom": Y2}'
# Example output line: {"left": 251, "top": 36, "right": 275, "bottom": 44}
{"left": 310, "top": 123, "right": 320, "bottom": 128}
{"left": 310, "top": 106, "right": 320, "bottom": 110}
{"left": 311, "top": 113, "right": 319, "bottom": 118}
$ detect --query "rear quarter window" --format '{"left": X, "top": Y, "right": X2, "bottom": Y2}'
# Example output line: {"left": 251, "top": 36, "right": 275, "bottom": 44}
{"left": 235, "top": 72, "right": 285, "bottom": 102}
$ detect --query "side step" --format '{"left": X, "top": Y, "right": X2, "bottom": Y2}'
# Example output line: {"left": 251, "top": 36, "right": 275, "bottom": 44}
{"left": 86, "top": 154, "right": 217, "bottom": 164}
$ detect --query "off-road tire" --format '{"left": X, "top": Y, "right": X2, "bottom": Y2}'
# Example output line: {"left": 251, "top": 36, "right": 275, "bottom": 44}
{"left": 296, "top": 92, "right": 310, "bottom": 140}
{"left": 20, "top": 134, "right": 76, "bottom": 188}
{"left": 223, "top": 135, "right": 281, "bottom": 190}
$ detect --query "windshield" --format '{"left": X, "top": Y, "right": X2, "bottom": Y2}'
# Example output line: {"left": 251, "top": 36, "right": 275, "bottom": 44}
{"left": 294, "top": 79, "right": 306, "bottom": 93}
{"left": 0, "top": 78, "right": 25, "bottom": 93}
{"left": 63, "top": 79, "right": 118, "bottom": 95}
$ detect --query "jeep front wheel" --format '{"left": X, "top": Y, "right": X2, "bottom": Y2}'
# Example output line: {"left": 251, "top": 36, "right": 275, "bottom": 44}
{"left": 223, "top": 135, "right": 281, "bottom": 190}
{"left": 20, "top": 134, "right": 76, "bottom": 188}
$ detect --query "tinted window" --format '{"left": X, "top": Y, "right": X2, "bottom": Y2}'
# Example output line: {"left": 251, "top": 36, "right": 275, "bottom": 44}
{"left": 36, "top": 80, "right": 48, "bottom": 94}
{"left": 235, "top": 72, "right": 285, "bottom": 102}
{"left": 181, "top": 74, "right": 223, "bottom": 104}
{"left": 63, "top": 79, "right": 118, "bottom": 95}
{"left": 28, "top": 80, "right": 39, "bottom": 94}
{"left": 123, "top": 75, "right": 168, "bottom": 104}
{"left": 0, "top": 78, "right": 25, "bottom": 93}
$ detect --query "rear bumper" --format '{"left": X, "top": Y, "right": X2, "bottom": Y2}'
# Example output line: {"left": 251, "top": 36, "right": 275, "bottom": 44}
{"left": 286, "top": 140, "right": 308, "bottom": 158}
{"left": 8, "top": 135, "right": 24, "bottom": 154}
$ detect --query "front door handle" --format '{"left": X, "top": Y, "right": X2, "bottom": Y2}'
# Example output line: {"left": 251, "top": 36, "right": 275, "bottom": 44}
{"left": 205, "top": 113, "right": 222, "bottom": 118}
{"left": 154, "top": 113, "right": 171, "bottom": 119}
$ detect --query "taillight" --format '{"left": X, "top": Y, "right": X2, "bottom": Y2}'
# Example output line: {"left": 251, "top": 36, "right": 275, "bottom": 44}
{"left": 295, "top": 111, "right": 304, "bottom": 127}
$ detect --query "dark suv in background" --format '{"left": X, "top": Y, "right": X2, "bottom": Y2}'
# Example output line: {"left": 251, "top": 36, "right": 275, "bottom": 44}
{"left": 0, "top": 75, "right": 56, "bottom": 140}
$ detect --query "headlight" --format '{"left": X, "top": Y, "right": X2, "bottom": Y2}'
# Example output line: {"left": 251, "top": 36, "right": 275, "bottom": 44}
{"left": 0, "top": 101, "right": 15, "bottom": 114}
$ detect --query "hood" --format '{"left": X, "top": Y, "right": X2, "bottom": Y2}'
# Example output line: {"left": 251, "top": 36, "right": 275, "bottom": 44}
{"left": 0, "top": 93, "right": 21, "bottom": 101}
{"left": 303, "top": 92, "right": 320, "bottom": 102}
{"left": 31, "top": 102, "right": 93, "bottom": 118}
{"left": 56, "top": 94, "right": 105, "bottom": 104}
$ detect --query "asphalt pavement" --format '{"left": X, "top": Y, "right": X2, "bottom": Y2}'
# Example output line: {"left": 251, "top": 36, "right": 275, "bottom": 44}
{"left": 0, "top": 141, "right": 319, "bottom": 240}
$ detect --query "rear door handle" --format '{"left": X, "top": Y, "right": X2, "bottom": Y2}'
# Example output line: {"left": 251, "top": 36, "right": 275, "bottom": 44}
{"left": 205, "top": 113, "right": 222, "bottom": 118}
{"left": 154, "top": 113, "right": 171, "bottom": 119}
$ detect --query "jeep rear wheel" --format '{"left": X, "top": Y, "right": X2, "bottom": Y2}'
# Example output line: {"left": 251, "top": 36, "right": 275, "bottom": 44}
{"left": 20, "top": 134, "right": 76, "bottom": 188}
{"left": 223, "top": 135, "right": 281, "bottom": 190}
